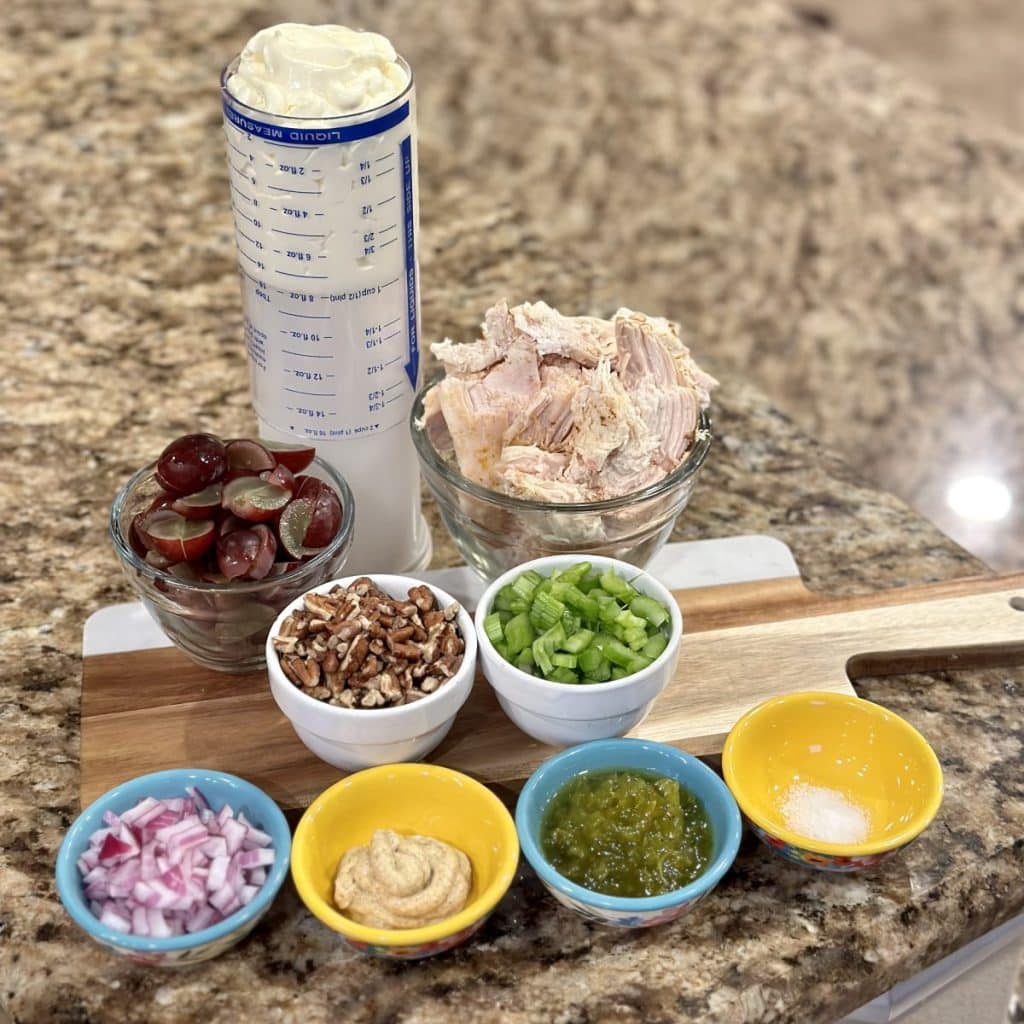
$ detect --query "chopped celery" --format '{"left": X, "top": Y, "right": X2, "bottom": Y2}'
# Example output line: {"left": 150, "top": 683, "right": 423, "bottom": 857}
{"left": 600, "top": 568, "right": 638, "bottom": 602}
{"left": 557, "top": 561, "right": 592, "bottom": 586}
{"left": 626, "top": 654, "right": 653, "bottom": 674}
{"left": 504, "top": 613, "right": 535, "bottom": 656}
{"left": 483, "top": 612, "right": 504, "bottom": 646}
{"left": 549, "top": 667, "right": 579, "bottom": 684}
{"left": 630, "top": 594, "right": 670, "bottom": 629}
{"left": 532, "top": 636, "right": 554, "bottom": 675}
{"left": 516, "top": 647, "right": 536, "bottom": 674}
{"left": 602, "top": 637, "right": 636, "bottom": 669}
{"left": 530, "top": 590, "right": 565, "bottom": 631}
{"left": 577, "top": 646, "right": 604, "bottom": 673}
{"left": 584, "top": 659, "right": 612, "bottom": 683}
{"left": 489, "top": 561, "right": 671, "bottom": 683}
{"left": 492, "top": 584, "right": 518, "bottom": 612}
{"left": 642, "top": 633, "right": 668, "bottom": 660}
{"left": 562, "top": 584, "right": 600, "bottom": 620}
{"left": 562, "top": 628, "right": 595, "bottom": 654}
{"left": 512, "top": 570, "right": 543, "bottom": 602}
{"left": 623, "top": 627, "right": 649, "bottom": 650}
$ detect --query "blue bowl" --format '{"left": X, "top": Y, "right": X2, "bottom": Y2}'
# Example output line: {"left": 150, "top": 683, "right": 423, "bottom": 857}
{"left": 516, "top": 739, "right": 742, "bottom": 928}
{"left": 56, "top": 769, "right": 291, "bottom": 965}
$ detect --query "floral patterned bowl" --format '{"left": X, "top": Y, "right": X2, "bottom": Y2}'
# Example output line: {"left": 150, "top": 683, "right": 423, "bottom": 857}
{"left": 55, "top": 769, "right": 291, "bottom": 965}
{"left": 722, "top": 692, "right": 943, "bottom": 872}
{"left": 291, "top": 764, "right": 518, "bottom": 959}
{"left": 516, "top": 739, "right": 742, "bottom": 928}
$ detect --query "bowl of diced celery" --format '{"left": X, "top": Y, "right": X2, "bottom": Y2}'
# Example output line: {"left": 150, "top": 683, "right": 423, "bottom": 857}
{"left": 474, "top": 556, "right": 683, "bottom": 746}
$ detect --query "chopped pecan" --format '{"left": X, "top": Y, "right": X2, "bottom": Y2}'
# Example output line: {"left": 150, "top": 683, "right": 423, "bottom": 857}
{"left": 408, "top": 585, "right": 435, "bottom": 613}
{"left": 272, "top": 578, "right": 464, "bottom": 708}
{"left": 303, "top": 593, "right": 337, "bottom": 620}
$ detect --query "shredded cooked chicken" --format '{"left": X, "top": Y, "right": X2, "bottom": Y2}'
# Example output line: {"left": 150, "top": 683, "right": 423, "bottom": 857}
{"left": 421, "top": 300, "right": 718, "bottom": 502}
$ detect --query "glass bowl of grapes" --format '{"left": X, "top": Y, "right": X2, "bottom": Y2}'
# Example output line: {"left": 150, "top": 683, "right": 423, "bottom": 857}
{"left": 110, "top": 433, "right": 354, "bottom": 673}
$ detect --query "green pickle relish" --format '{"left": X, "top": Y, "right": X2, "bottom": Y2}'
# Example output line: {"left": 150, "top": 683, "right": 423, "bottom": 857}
{"left": 540, "top": 769, "right": 714, "bottom": 897}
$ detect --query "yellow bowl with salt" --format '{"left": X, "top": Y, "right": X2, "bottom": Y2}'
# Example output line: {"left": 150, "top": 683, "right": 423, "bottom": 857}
{"left": 722, "top": 691, "right": 943, "bottom": 871}
{"left": 291, "top": 764, "right": 518, "bottom": 957}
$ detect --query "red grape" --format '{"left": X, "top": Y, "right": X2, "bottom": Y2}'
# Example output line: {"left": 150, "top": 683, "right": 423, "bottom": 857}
{"left": 155, "top": 434, "right": 226, "bottom": 496}
{"left": 124, "top": 432, "right": 344, "bottom": 586}
{"left": 171, "top": 483, "right": 223, "bottom": 520}
{"left": 221, "top": 476, "right": 292, "bottom": 522}
{"left": 278, "top": 498, "right": 316, "bottom": 559}
{"left": 140, "top": 509, "right": 216, "bottom": 563}
{"left": 261, "top": 463, "right": 295, "bottom": 493}
{"left": 225, "top": 439, "right": 275, "bottom": 474}
{"left": 216, "top": 525, "right": 277, "bottom": 581}
{"left": 263, "top": 440, "right": 315, "bottom": 474}
{"left": 293, "top": 476, "right": 342, "bottom": 548}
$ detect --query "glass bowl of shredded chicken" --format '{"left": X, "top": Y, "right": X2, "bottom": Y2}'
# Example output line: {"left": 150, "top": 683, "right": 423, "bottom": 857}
{"left": 411, "top": 300, "right": 715, "bottom": 579}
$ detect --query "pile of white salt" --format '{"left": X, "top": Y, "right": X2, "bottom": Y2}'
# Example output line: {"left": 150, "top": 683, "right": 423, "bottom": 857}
{"left": 780, "top": 783, "right": 869, "bottom": 844}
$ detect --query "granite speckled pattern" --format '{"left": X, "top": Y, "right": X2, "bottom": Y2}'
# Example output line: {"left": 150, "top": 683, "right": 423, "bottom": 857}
{"left": 1, "top": 1, "right": 1023, "bottom": 1022}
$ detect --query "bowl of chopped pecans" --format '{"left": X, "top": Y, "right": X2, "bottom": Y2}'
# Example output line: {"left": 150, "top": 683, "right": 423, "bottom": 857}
{"left": 265, "top": 575, "right": 477, "bottom": 771}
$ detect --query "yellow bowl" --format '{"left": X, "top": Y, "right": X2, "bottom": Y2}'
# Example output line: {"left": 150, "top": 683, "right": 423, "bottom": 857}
{"left": 722, "top": 692, "right": 943, "bottom": 871}
{"left": 291, "top": 764, "right": 519, "bottom": 958}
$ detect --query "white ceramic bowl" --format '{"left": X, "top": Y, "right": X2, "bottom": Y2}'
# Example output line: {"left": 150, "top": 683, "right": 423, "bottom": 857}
{"left": 265, "top": 575, "right": 476, "bottom": 771}
{"left": 475, "top": 555, "right": 682, "bottom": 746}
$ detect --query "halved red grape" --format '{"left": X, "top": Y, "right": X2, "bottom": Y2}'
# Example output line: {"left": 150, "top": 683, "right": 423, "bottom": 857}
{"left": 141, "top": 510, "right": 217, "bottom": 563}
{"left": 222, "top": 467, "right": 260, "bottom": 484}
{"left": 293, "top": 476, "right": 342, "bottom": 548}
{"left": 167, "top": 561, "right": 202, "bottom": 582}
{"left": 128, "top": 513, "right": 151, "bottom": 558}
{"left": 278, "top": 498, "right": 317, "bottom": 559}
{"left": 249, "top": 524, "right": 277, "bottom": 580}
{"left": 215, "top": 524, "right": 277, "bottom": 581}
{"left": 222, "top": 476, "right": 292, "bottom": 522}
{"left": 155, "top": 434, "right": 226, "bottom": 496}
{"left": 144, "top": 549, "right": 174, "bottom": 571}
{"left": 260, "top": 463, "right": 295, "bottom": 493}
{"left": 263, "top": 440, "right": 315, "bottom": 474}
{"left": 216, "top": 511, "right": 248, "bottom": 537}
{"left": 267, "top": 559, "right": 302, "bottom": 576}
{"left": 225, "top": 439, "right": 275, "bottom": 474}
{"left": 171, "top": 483, "right": 223, "bottom": 520}
{"left": 146, "top": 492, "right": 177, "bottom": 514}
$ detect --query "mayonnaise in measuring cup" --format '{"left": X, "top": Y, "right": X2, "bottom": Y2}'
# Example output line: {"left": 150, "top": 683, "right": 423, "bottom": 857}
{"left": 226, "top": 23, "right": 409, "bottom": 118}
{"left": 222, "top": 24, "right": 431, "bottom": 574}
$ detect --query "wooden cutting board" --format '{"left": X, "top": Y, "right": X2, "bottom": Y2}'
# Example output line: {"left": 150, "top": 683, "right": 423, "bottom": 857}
{"left": 79, "top": 562, "right": 1024, "bottom": 810}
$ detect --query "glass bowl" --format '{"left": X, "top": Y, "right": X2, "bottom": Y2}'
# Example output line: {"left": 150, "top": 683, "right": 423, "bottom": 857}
{"left": 410, "top": 387, "right": 712, "bottom": 579}
{"left": 109, "top": 457, "right": 354, "bottom": 672}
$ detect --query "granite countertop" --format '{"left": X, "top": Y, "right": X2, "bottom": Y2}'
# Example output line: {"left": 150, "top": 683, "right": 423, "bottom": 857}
{"left": 2, "top": 0, "right": 1023, "bottom": 1022}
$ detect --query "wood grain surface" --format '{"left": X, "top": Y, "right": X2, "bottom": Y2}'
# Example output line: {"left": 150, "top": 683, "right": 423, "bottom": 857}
{"left": 79, "top": 572, "right": 1024, "bottom": 809}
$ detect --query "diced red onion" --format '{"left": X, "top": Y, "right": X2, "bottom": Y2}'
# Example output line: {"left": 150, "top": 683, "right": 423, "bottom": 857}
{"left": 100, "top": 904, "right": 131, "bottom": 934}
{"left": 77, "top": 793, "right": 275, "bottom": 938}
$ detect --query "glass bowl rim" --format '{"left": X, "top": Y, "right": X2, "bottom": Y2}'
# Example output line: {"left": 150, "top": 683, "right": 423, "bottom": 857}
{"left": 109, "top": 455, "right": 355, "bottom": 594}
{"left": 410, "top": 382, "right": 712, "bottom": 513}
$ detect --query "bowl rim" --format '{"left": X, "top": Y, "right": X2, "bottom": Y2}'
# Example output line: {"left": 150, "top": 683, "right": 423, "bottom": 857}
{"left": 410, "top": 382, "right": 712, "bottom": 513}
{"left": 475, "top": 554, "right": 683, "bottom": 694}
{"left": 516, "top": 738, "right": 742, "bottom": 912}
{"left": 55, "top": 768, "right": 292, "bottom": 953}
{"left": 290, "top": 763, "right": 519, "bottom": 945}
{"left": 722, "top": 691, "right": 945, "bottom": 857}
{"left": 265, "top": 573, "right": 477, "bottom": 726}
{"left": 109, "top": 454, "right": 355, "bottom": 594}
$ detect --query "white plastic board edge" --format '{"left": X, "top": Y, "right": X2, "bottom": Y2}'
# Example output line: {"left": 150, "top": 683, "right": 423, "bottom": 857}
{"left": 83, "top": 534, "right": 799, "bottom": 658}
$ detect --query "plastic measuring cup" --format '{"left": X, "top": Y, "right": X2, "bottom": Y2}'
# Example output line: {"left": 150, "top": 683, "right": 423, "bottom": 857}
{"left": 220, "top": 58, "right": 431, "bottom": 574}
